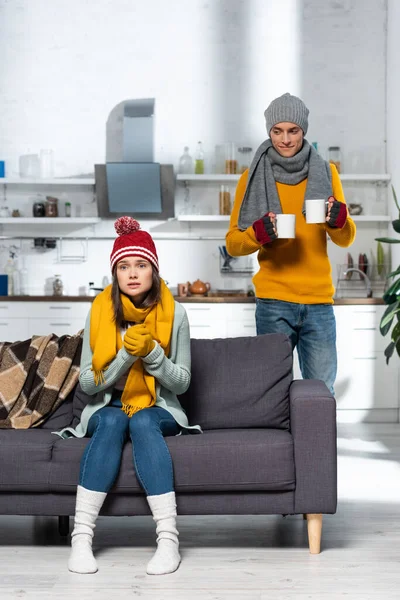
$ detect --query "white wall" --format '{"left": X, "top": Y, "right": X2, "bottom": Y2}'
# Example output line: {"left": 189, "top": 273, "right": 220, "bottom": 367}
{"left": 0, "top": 0, "right": 391, "bottom": 296}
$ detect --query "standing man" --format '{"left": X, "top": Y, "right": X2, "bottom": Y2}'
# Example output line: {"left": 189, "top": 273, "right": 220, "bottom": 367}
{"left": 225, "top": 93, "right": 356, "bottom": 394}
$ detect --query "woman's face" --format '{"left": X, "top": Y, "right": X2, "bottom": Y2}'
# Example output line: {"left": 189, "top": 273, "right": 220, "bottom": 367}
{"left": 115, "top": 256, "right": 153, "bottom": 305}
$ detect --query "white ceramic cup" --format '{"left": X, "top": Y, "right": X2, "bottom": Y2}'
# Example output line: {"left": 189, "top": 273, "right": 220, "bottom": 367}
{"left": 305, "top": 198, "right": 327, "bottom": 224}
{"left": 275, "top": 214, "right": 295, "bottom": 239}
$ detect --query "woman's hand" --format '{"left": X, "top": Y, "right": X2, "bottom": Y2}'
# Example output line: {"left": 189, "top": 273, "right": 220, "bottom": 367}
{"left": 123, "top": 324, "right": 155, "bottom": 357}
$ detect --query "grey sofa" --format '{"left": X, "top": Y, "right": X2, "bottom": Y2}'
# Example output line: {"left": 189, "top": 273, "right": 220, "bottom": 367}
{"left": 0, "top": 333, "right": 337, "bottom": 554}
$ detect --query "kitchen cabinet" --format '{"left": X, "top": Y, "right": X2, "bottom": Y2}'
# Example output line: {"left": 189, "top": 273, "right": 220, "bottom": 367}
{"left": 0, "top": 301, "right": 91, "bottom": 342}
{"left": 184, "top": 301, "right": 399, "bottom": 422}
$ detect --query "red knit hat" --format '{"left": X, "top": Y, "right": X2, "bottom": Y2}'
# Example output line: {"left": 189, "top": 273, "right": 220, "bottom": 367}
{"left": 110, "top": 217, "right": 159, "bottom": 272}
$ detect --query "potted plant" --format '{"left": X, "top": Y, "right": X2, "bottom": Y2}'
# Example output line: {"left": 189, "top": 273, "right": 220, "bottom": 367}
{"left": 375, "top": 185, "right": 400, "bottom": 363}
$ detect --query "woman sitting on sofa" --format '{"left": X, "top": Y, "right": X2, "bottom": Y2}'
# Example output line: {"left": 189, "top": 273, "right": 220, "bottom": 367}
{"left": 58, "top": 216, "right": 200, "bottom": 576}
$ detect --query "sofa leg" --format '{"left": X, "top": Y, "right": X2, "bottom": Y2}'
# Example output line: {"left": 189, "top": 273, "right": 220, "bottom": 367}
{"left": 58, "top": 515, "right": 70, "bottom": 536}
{"left": 306, "top": 513, "right": 322, "bottom": 554}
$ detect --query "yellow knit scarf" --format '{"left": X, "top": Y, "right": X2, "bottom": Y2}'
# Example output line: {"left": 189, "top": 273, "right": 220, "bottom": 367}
{"left": 90, "top": 279, "right": 175, "bottom": 417}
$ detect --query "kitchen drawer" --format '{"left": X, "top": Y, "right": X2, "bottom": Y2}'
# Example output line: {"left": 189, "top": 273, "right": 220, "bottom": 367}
{"left": 189, "top": 322, "right": 227, "bottom": 339}
{"left": 0, "top": 318, "right": 30, "bottom": 342}
{"left": 27, "top": 302, "right": 91, "bottom": 319}
{"left": 0, "top": 302, "right": 32, "bottom": 318}
{"left": 28, "top": 318, "right": 85, "bottom": 338}
{"left": 336, "top": 352, "right": 399, "bottom": 409}
{"left": 184, "top": 304, "right": 227, "bottom": 324}
{"left": 226, "top": 321, "right": 256, "bottom": 337}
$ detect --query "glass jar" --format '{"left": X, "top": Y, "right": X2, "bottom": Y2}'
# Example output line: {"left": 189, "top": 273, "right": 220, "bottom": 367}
{"left": 45, "top": 196, "right": 58, "bottom": 217}
{"left": 65, "top": 201, "right": 71, "bottom": 217}
{"left": 224, "top": 142, "right": 237, "bottom": 174}
{"left": 219, "top": 185, "right": 231, "bottom": 215}
{"left": 0, "top": 206, "right": 10, "bottom": 218}
{"left": 194, "top": 141, "right": 205, "bottom": 174}
{"left": 53, "top": 274, "right": 64, "bottom": 296}
{"left": 328, "top": 146, "right": 342, "bottom": 173}
{"left": 33, "top": 202, "right": 46, "bottom": 217}
{"left": 237, "top": 146, "right": 253, "bottom": 173}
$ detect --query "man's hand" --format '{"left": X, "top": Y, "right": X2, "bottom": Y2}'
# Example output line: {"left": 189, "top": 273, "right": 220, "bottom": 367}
{"left": 123, "top": 324, "right": 155, "bottom": 357}
{"left": 326, "top": 196, "right": 347, "bottom": 228}
{"left": 252, "top": 212, "right": 277, "bottom": 244}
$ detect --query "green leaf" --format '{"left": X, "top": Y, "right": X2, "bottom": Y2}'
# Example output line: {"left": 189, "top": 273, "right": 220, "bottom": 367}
{"left": 375, "top": 237, "right": 400, "bottom": 244}
{"left": 387, "top": 266, "right": 400, "bottom": 278}
{"left": 392, "top": 219, "right": 400, "bottom": 234}
{"left": 384, "top": 341, "right": 396, "bottom": 364}
{"left": 380, "top": 304, "right": 400, "bottom": 331}
{"left": 384, "top": 278, "right": 400, "bottom": 298}
{"left": 391, "top": 321, "right": 400, "bottom": 342}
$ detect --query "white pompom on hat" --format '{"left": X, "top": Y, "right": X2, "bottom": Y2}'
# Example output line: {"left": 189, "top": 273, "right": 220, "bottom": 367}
{"left": 110, "top": 216, "right": 159, "bottom": 272}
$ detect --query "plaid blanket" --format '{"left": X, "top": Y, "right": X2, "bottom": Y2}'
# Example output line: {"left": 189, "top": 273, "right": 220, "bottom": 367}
{"left": 0, "top": 332, "right": 82, "bottom": 429}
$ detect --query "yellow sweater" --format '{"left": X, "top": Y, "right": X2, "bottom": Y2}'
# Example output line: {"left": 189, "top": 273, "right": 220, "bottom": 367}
{"left": 225, "top": 163, "right": 356, "bottom": 304}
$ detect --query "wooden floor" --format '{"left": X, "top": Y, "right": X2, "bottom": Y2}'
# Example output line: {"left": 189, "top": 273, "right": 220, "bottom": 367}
{"left": 1, "top": 423, "right": 400, "bottom": 599}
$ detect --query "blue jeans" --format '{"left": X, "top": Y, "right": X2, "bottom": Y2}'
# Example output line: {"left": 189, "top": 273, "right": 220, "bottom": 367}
{"left": 79, "top": 394, "right": 180, "bottom": 495}
{"left": 255, "top": 298, "right": 337, "bottom": 394}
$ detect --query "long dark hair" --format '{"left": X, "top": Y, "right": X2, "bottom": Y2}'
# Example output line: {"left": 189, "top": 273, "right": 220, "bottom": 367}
{"left": 111, "top": 263, "right": 162, "bottom": 328}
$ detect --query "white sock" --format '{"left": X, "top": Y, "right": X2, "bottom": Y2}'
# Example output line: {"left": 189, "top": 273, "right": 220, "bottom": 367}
{"left": 146, "top": 491, "right": 181, "bottom": 575}
{"left": 68, "top": 485, "right": 107, "bottom": 574}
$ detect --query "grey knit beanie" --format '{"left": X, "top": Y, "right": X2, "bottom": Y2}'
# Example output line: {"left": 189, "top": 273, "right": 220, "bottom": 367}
{"left": 264, "top": 92, "right": 309, "bottom": 135}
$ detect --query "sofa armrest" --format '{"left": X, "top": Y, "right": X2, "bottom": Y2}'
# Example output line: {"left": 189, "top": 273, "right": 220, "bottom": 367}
{"left": 290, "top": 379, "right": 337, "bottom": 514}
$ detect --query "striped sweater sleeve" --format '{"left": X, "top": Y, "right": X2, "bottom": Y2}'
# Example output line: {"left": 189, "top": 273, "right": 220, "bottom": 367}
{"left": 142, "top": 308, "right": 191, "bottom": 395}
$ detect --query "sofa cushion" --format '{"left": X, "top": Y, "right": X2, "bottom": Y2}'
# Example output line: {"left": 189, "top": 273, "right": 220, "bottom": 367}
{"left": 179, "top": 334, "right": 292, "bottom": 430}
{"left": 0, "top": 430, "right": 57, "bottom": 492}
{"left": 49, "top": 428, "right": 295, "bottom": 493}
{"left": 39, "top": 396, "right": 73, "bottom": 430}
{"left": 71, "top": 382, "right": 92, "bottom": 426}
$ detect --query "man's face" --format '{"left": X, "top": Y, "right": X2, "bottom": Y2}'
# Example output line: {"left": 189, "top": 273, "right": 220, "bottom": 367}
{"left": 270, "top": 122, "right": 304, "bottom": 158}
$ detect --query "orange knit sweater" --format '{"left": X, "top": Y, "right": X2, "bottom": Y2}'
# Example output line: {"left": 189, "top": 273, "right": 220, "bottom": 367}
{"left": 225, "top": 163, "right": 356, "bottom": 304}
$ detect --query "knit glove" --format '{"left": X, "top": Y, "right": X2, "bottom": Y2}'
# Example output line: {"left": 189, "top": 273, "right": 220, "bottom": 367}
{"left": 326, "top": 196, "right": 347, "bottom": 229}
{"left": 252, "top": 212, "right": 277, "bottom": 244}
{"left": 123, "top": 324, "right": 155, "bottom": 357}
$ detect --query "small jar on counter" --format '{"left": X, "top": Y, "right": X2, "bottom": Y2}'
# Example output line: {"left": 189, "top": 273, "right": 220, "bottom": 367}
{"left": 53, "top": 274, "right": 64, "bottom": 296}
{"left": 328, "top": 146, "right": 342, "bottom": 173}
{"left": 65, "top": 201, "right": 71, "bottom": 217}
{"left": 45, "top": 196, "right": 58, "bottom": 217}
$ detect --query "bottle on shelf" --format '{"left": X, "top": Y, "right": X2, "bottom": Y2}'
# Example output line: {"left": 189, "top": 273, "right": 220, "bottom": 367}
{"left": 178, "top": 147, "right": 194, "bottom": 174}
{"left": 195, "top": 141, "right": 205, "bottom": 174}
{"left": 18, "top": 257, "right": 28, "bottom": 295}
{"left": 4, "top": 258, "right": 15, "bottom": 295}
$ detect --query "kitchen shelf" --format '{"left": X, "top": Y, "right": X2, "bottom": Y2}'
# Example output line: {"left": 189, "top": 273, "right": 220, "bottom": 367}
{"left": 175, "top": 214, "right": 390, "bottom": 223}
{"left": 176, "top": 173, "right": 391, "bottom": 183}
{"left": 0, "top": 217, "right": 100, "bottom": 224}
{"left": 0, "top": 177, "right": 95, "bottom": 185}
{"left": 176, "top": 215, "right": 230, "bottom": 221}
{"left": 177, "top": 174, "right": 241, "bottom": 182}
{"left": 352, "top": 215, "right": 391, "bottom": 222}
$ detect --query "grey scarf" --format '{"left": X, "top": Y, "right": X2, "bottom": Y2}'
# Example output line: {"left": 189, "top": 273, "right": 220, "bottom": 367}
{"left": 238, "top": 139, "right": 332, "bottom": 230}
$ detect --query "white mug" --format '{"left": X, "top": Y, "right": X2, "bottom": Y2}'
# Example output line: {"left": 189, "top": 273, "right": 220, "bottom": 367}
{"left": 305, "top": 199, "right": 327, "bottom": 224}
{"left": 275, "top": 214, "right": 295, "bottom": 239}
